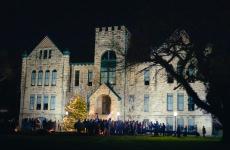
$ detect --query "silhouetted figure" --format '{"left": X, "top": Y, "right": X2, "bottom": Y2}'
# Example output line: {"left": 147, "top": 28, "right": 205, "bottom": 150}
{"left": 162, "top": 123, "right": 166, "bottom": 136}
{"left": 183, "top": 126, "right": 187, "bottom": 136}
{"left": 74, "top": 119, "right": 81, "bottom": 135}
{"left": 202, "top": 126, "right": 206, "bottom": 137}
{"left": 177, "top": 126, "right": 181, "bottom": 137}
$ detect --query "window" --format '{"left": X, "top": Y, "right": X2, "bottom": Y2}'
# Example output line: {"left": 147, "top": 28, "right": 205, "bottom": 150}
{"left": 50, "top": 95, "right": 56, "bottom": 110}
{"left": 167, "top": 72, "right": 174, "bottom": 83}
{"left": 75, "top": 70, "right": 80, "bottom": 86}
{"left": 43, "top": 50, "right": 48, "bottom": 59}
{"left": 44, "top": 70, "right": 50, "bottom": 86}
{"left": 144, "top": 95, "right": 149, "bottom": 112}
{"left": 100, "top": 51, "right": 116, "bottom": 85}
{"left": 36, "top": 95, "right": 41, "bottom": 110}
{"left": 166, "top": 117, "right": 173, "bottom": 131}
{"left": 31, "top": 70, "right": 36, "bottom": 86}
{"left": 48, "top": 50, "right": 52, "bottom": 59}
{"left": 43, "top": 95, "right": 48, "bottom": 110}
{"left": 144, "top": 69, "right": 150, "bottom": 85}
{"left": 167, "top": 93, "right": 173, "bottom": 111}
{"left": 102, "top": 96, "right": 111, "bottom": 115}
{"left": 187, "top": 64, "right": 195, "bottom": 82}
{"left": 88, "top": 70, "right": 93, "bottom": 86}
{"left": 29, "top": 95, "right": 35, "bottom": 110}
{"left": 188, "top": 96, "right": 195, "bottom": 111}
{"left": 177, "top": 93, "right": 184, "bottom": 111}
{"left": 128, "top": 95, "right": 135, "bottom": 112}
{"left": 39, "top": 50, "right": 42, "bottom": 59}
{"left": 51, "top": 70, "right": 57, "bottom": 86}
{"left": 188, "top": 118, "right": 195, "bottom": 133}
{"left": 37, "top": 70, "right": 43, "bottom": 86}
{"left": 177, "top": 118, "right": 184, "bottom": 130}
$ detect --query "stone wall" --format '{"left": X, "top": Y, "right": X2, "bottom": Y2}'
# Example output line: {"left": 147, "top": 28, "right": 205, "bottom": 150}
{"left": 19, "top": 36, "right": 70, "bottom": 127}
{"left": 19, "top": 26, "right": 212, "bottom": 135}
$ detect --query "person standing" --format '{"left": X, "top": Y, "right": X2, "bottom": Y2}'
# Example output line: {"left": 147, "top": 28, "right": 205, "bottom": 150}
{"left": 162, "top": 123, "right": 166, "bottom": 136}
{"left": 202, "top": 126, "right": 206, "bottom": 137}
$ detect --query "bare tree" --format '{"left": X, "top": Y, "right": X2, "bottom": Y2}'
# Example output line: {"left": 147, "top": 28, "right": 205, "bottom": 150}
{"left": 147, "top": 29, "right": 225, "bottom": 135}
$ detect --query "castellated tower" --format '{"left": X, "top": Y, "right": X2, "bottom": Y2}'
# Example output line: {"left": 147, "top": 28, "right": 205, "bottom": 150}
{"left": 92, "top": 26, "right": 130, "bottom": 119}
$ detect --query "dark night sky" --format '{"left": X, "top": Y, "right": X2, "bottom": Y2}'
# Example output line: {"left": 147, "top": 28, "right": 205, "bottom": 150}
{"left": 0, "top": 0, "right": 229, "bottom": 117}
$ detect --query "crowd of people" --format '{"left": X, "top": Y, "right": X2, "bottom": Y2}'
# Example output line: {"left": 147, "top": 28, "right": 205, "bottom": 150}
{"left": 74, "top": 118, "right": 198, "bottom": 136}
{"left": 21, "top": 118, "right": 56, "bottom": 132}
{"left": 20, "top": 117, "right": 201, "bottom": 137}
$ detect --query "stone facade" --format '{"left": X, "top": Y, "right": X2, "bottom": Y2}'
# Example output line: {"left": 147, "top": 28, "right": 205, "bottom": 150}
{"left": 19, "top": 25, "right": 212, "bottom": 135}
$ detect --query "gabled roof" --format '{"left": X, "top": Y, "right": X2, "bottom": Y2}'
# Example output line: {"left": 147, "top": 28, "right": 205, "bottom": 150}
{"left": 26, "top": 35, "right": 64, "bottom": 58}
{"left": 89, "top": 83, "right": 121, "bottom": 100}
{"left": 34, "top": 36, "right": 59, "bottom": 50}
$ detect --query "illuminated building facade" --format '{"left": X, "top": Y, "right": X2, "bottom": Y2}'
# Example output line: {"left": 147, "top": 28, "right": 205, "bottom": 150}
{"left": 19, "top": 26, "right": 212, "bottom": 135}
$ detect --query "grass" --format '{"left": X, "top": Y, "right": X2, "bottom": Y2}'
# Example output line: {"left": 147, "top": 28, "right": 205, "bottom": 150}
{"left": 0, "top": 134, "right": 224, "bottom": 150}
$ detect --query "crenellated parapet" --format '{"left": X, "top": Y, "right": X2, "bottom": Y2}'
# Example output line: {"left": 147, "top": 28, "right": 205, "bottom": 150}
{"left": 95, "top": 25, "right": 130, "bottom": 37}
{"left": 96, "top": 25, "right": 126, "bottom": 32}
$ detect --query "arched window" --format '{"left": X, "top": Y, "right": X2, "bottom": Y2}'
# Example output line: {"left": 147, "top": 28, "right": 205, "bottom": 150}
{"left": 100, "top": 51, "right": 116, "bottom": 84}
{"left": 51, "top": 70, "right": 57, "bottom": 86}
{"left": 188, "top": 96, "right": 195, "bottom": 111}
{"left": 44, "top": 70, "right": 50, "bottom": 86}
{"left": 37, "top": 70, "right": 43, "bottom": 86}
{"left": 187, "top": 64, "right": 196, "bottom": 82}
{"left": 31, "top": 70, "right": 36, "bottom": 86}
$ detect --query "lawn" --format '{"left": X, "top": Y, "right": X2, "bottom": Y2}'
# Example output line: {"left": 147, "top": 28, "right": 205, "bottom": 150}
{"left": 0, "top": 134, "right": 224, "bottom": 150}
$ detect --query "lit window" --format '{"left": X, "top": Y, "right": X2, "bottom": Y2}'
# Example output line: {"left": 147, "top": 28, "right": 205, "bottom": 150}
{"left": 187, "top": 64, "right": 196, "bottom": 83}
{"left": 29, "top": 95, "right": 35, "bottom": 110}
{"left": 166, "top": 117, "right": 173, "bottom": 131}
{"left": 50, "top": 95, "right": 56, "bottom": 110}
{"left": 188, "top": 96, "right": 195, "bottom": 111}
{"left": 144, "top": 95, "right": 149, "bottom": 112}
{"left": 88, "top": 70, "right": 93, "bottom": 86}
{"left": 31, "top": 70, "right": 36, "bottom": 86}
{"left": 188, "top": 118, "right": 195, "bottom": 133}
{"left": 100, "top": 51, "right": 116, "bottom": 85}
{"left": 44, "top": 70, "right": 50, "bottom": 86}
{"left": 167, "top": 93, "right": 173, "bottom": 111}
{"left": 43, "top": 95, "right": 48, "bottom": 110}
{"left": 37, "top": 70, "right": 43, "bottom": 86}
{"left": 36, "top": 95, "right": 42, "bottom": 110}
{"left": 177, "top": 118, "right": 184, "bottom": 130}
{"left": 177, "top": 93, "right": 184, "bottom": 111}
{"left": 144, "top": 70, "right": 150, "bottom": 85}
{"left": 51, "top": 70, "right": 57, "bottom": 86}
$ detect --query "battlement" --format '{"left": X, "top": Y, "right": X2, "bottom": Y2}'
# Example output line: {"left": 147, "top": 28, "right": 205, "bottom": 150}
{"left": 95, "top": 25, "right": 127, "bottom": 33}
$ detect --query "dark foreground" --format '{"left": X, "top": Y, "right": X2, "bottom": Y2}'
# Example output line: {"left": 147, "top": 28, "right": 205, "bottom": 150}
{"left": 0, "top": 134, "right": 224, "bottom": 150}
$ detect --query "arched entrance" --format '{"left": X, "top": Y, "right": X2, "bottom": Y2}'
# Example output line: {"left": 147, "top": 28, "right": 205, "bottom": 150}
{"left": 89, "top": 83, "right": 121, "bottom": 120}
{"left": 102, "top": 95, "right": 111, "bottom": 115}
{"left": 95, "top": 95, "right": 111, "bottom": 116}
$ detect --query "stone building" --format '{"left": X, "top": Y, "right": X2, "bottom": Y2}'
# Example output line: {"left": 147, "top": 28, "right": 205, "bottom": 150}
{"left": 19, "top": 25, "right": 212, "bottom": 135}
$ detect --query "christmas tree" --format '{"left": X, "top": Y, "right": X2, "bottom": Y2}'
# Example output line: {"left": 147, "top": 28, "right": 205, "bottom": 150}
{"left": 63, "top": 96, "right": 88, "bottom": 131}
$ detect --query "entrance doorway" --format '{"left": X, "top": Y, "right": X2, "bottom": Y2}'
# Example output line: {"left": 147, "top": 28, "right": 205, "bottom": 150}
{"left": 102, "top": 95, "right": 111, "bottom": 115}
